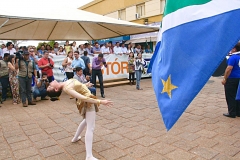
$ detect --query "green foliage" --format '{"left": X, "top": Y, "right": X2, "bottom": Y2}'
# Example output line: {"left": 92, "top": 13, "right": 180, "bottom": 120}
{"left": 36, "top": 41, "right": 55, "bottom": 50}
{"left": 48, "top": 41, "right": 55, "bottom": 48}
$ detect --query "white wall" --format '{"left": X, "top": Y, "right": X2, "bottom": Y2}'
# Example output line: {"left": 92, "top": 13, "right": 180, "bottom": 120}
{"left": 145, "top": 0, "right": 161, "bottom": 17}
{"left": 126, "top": 6, "right": 136, "bottom": 21}
{"left": 105, "top": 11, "right": 118, "bottom": 19}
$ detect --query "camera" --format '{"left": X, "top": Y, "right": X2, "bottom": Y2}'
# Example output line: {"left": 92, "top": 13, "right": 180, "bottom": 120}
{"left": 42, "top": 79, "right": 49, "bottom": 83}
{"left": 15, "top": 51, "right": 23, "bottom": 60}
{"left": 103, "top": 62, "right": 106, "bottom": 65}
{"left": 49, "top": 64, "right": 53, "bottom": 68}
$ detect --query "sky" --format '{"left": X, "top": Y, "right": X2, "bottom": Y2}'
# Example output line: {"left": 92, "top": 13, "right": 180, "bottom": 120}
{"left": 2, "top": 0, "right": 93, "bottom": 46}
{"left": 12, "top": 0, "right": 93, "bottom": 9}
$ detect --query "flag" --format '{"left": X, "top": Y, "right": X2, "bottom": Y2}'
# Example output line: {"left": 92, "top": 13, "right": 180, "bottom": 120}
{"left": 151, "top": 0, "right": 240, "bottom": 130}
{"left": 147, "top": 30, "right": 161, "bottom": 73}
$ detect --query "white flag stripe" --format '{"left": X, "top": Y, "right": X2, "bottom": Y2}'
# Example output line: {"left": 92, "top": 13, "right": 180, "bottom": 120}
{"left": 162, "top": 0, "right": 240, "bottom": 34}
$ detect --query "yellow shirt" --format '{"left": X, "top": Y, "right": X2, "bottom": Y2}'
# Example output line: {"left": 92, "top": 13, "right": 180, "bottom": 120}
{"left": 65, "top": 46, "right": 71, "bottom": 55}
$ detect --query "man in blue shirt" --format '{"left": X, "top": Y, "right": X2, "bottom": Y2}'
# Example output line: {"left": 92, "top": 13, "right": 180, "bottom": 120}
{"left": 145, "top": 45, "right": 153, "bottom": 53}
{"left": 38, "top": 45, "right": 46, "bottom": 56}
{"left": 222, "top": 43, "right": 240, "bottom": 118}
{"left": 86, "top": 43, "right": 94, "bottom": 56}
{"left": 72, "top": 51, "right": 85, "bottom": 73}
{"left": 92, "top": 42, "right": 101, "bottom": 54}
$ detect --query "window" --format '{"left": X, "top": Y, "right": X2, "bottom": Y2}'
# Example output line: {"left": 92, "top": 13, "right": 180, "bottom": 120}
{"left": 118, "top": 9, "right": 126, "bottom": 20}
{"left": 136, "top": 3, "right": 145, "bottom": 17}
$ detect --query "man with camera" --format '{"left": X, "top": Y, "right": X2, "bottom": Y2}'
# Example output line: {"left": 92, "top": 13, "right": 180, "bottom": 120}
{"left": 92, "top": 53, "right": 107, "bottom": 98}
{"left": 38, "top": 51, "right": 54, "bottom": 82}
{"left": 15, "top": 51, "right": 37, "bottom": 107}
{"left": 33, "top": 72, "right": 49, "bottom": 101}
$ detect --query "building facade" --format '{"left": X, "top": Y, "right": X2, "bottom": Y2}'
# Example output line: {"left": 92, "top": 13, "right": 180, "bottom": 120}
{"left": 80, "top": 0, "right": 165, "bottom": 51}
{"left": 79, "top": 0, "right": 165, "bottom": 26}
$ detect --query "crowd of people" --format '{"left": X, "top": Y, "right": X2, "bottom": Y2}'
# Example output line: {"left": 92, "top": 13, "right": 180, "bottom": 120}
{"left": 0, "top": 40, "right": 149, "bottom": 105}
{"left": 0, "top": 40, "right": 149, "bottom": 160}
{"left": 0, "top": 40, "right": 153, "bottom": 58}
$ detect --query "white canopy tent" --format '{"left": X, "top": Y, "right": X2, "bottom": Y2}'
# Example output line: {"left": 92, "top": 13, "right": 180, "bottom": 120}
{"left": 0, "top": 7, "right": 158, "bottom": 41}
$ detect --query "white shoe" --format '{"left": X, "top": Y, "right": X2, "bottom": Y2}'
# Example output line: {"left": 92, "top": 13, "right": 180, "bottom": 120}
{"left": 86, "top": 157, "right": 98, "bottom": 160}
{"left": 71, "top": 136, "right": 81, "bottom": 143}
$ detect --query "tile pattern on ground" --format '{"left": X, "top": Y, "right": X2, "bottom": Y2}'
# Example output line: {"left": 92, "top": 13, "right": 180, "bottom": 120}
{"left": 0, "top": 77, "right": 240, "bottom": 159}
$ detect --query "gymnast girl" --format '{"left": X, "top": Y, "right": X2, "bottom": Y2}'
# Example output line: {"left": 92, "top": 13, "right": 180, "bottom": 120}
{"left": 47, "top": 79, "right": 113, "bottom": 160}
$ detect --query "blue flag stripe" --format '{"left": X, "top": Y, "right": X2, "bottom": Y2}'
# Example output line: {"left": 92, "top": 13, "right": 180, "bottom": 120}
{"left": 152, "top": 9, "right": 240, "bottom": 130}
{"left": 147, "top": 41, "right": 161, "bottom": 73}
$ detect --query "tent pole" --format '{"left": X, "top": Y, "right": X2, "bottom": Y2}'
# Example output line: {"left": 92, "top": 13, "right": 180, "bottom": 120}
{"left": 0, "top": 19, "right": 9, "bottom": 28}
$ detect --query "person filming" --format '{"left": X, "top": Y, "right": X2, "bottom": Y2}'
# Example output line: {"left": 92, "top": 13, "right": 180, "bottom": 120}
{"left": 33, "top": 72, "right": 49, "bottom": 101}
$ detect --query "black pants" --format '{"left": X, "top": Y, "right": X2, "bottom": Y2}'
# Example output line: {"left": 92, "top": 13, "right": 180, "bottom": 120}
{"left": 0, "top": 77, "right": 10, "bottom": 100}
{"left": 92, "top": 69, "right": 104, "bottom": 95}
{"left": 66, "top": 72, "right": 74, "bottom": 80}
{"left": 83, "top": 70, "right": 90, "bottom": 76}
{"left": 129, "top": 73, "right": 135, "bottom": 83}
{"left": 224, "top": 78, "right": 240, "bottom": 116}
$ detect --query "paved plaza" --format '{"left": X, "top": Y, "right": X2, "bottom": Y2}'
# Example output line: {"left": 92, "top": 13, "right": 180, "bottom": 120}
{"left": 0, "top": 77, "right": 240, "bottom": 160}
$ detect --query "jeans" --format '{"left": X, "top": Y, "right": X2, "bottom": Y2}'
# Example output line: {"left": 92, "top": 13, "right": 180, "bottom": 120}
{"left": 135, "top": 70, "right": 142, "bottom": 89}
{"left": 92, "top": 69, "right": 104, "bottom": 95}
{"left": 33, "top": 89, "right": 47, "bottom": 99}
{"left": 0, "top": 76, "right": 10, "bottom": 100}
{"left": 19, "top": 77, "right": 33, "bottom": 104}
{"left": 88, "top": 87, "right": 96, "bottom": 95}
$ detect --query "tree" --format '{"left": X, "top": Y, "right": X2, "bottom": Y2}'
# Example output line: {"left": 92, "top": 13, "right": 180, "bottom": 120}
{"left": 36, "top": 41, "right": 55, "bottom": 50}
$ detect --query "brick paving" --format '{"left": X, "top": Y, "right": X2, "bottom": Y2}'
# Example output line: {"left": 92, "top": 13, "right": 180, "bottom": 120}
{"left": 0, "top": 77, "right": 240, "bottom": 160}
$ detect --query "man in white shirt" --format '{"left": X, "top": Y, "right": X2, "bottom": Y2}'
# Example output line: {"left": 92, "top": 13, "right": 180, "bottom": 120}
{"left": 121, "top": 43, "right": 127, "bottom": 54}
{"left": 2, "top": 42, "right": 16, "bottom": 55}
{"left": 78, "top": 44, "right": 85, "bottom": 55}
{"left": 101, "top": 43, "right": 110, "bottom": 54}
{"left": 113, "top": 42, "right": 122, "bottom": 55}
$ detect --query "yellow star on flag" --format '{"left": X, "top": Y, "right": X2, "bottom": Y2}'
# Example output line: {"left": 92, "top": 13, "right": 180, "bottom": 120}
{"left": 161, "top": 75, "right": 178, "bottom": 98}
